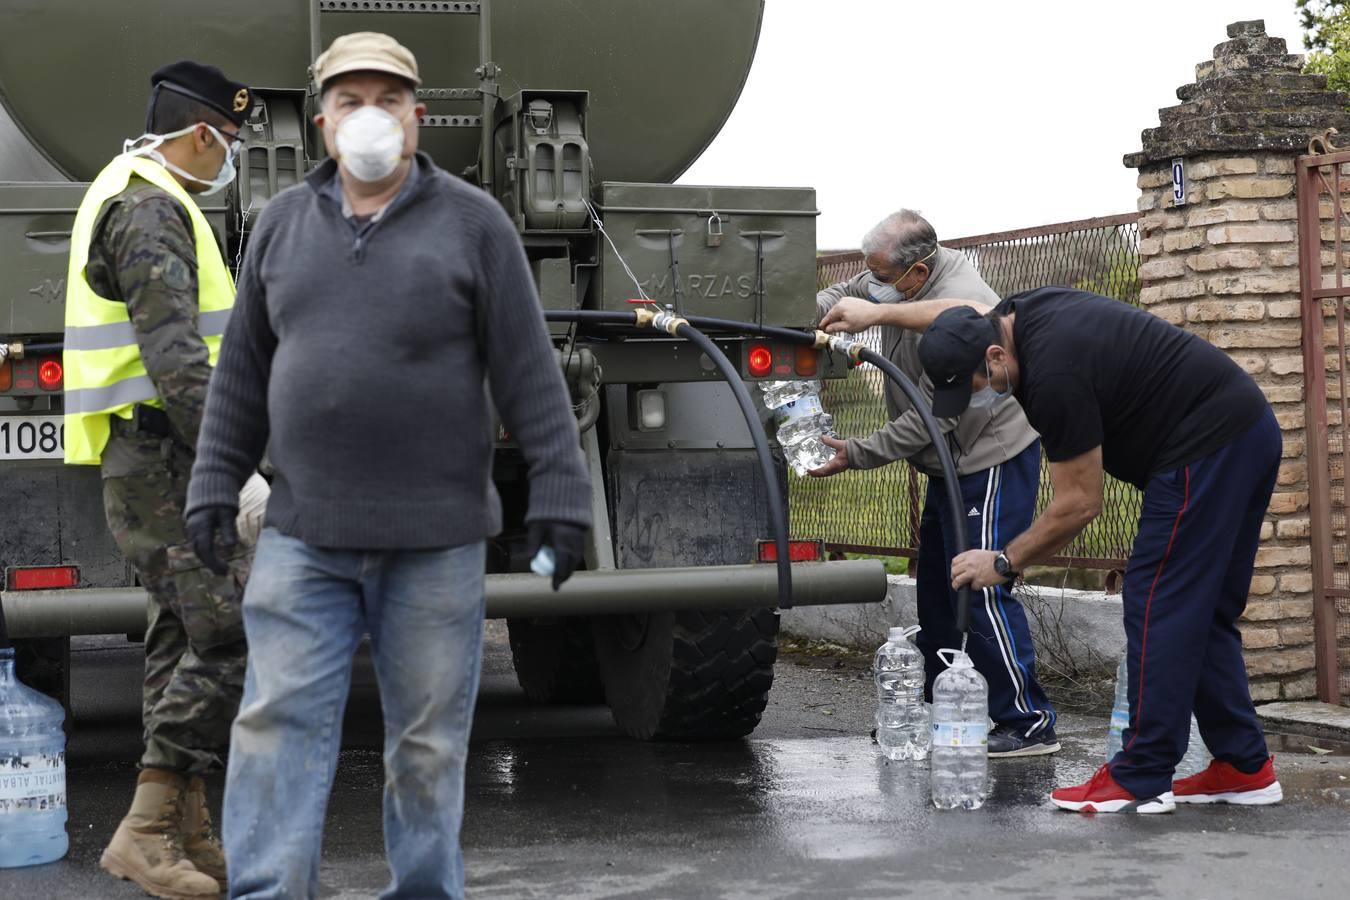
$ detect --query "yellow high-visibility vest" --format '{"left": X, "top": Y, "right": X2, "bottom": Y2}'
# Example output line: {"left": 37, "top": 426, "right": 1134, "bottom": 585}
{"left": 62, "top": 154, "right": 234, "bottom": 465}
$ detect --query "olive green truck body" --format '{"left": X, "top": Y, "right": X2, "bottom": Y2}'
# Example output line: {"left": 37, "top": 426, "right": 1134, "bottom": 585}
{"left": 0, "top": 0, "right": 883, "bottom": 739}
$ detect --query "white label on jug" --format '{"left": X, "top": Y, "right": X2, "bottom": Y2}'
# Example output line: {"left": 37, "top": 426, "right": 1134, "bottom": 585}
{"left": 931, "top": 722, "right": 988, "bottom": 747}
{"left": 773, "top": 394, "right": 823, "bottom": 425}
{"left": 0, "top": 751, "right": 67, "bottom": 813}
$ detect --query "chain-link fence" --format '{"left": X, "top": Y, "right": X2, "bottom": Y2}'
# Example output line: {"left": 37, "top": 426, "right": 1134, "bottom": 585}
{"left": 793, "top": 214, "right": 1143, "bottom": 568}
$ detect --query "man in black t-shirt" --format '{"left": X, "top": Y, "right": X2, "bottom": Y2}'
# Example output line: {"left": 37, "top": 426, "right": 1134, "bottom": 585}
{"left": 822, "top": 286, "right": 1283, "bottom": 814}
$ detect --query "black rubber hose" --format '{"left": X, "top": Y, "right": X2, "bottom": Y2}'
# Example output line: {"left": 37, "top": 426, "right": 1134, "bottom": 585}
{"left": 17, "top": 342, "right": 62, "bottom": 355}
{"left": 543, "top": 309, "right": 793, "bottom": 609}
{"left": 854, "top": 347, "right": 974, "bottom": 634}
{"left": 548, "top": 309, "right": 976, "bottom": 634}
{"left": 665, "top": 315, "right": 974, "bottom": 632}
{"left": 673, "top": 321, "right": 792, "bottom": 610}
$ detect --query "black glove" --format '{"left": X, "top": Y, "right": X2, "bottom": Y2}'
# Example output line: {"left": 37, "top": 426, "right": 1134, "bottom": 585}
{"left": 186, "top": 505, "right": 239, "bottom": 577}
{"left": 526, "top": 520, "right": 587, "bottom": 591}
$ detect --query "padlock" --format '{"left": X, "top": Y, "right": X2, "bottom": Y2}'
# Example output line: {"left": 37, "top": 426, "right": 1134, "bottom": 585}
{"left": 706, "top": 213, "right": 723, "bottom": 248}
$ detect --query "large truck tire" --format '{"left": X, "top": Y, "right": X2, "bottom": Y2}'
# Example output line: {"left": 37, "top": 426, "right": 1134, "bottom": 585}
{"left": 506, "top": 616, "right": 605, "bottom": 704}
{"left": 592, "top": 607, "right": 779, "bottom": 741}
{"left": 600, "top": 446, "right": 784, "bottom": 741}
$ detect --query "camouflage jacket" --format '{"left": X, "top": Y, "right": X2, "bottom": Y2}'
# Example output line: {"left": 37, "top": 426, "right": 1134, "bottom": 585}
{"left": 85, "top": 176, "right": 213, "bottom": 455}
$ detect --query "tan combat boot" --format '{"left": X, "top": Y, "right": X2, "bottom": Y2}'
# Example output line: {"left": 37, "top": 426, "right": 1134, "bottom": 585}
{"left": 181, "top": 775, "right": 227, "bottom": 889}
{"left": 100, "top": 769, "right": 221, "bottom": 900}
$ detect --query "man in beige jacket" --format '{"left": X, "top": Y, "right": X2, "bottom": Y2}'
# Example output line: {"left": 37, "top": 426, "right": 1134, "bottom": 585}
{"left": 812, "top": 209, "right": 1058, "bottom": 756}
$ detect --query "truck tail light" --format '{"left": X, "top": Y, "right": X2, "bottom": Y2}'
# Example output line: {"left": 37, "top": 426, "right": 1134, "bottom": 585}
{"left": 7, "top": 565, "right": 80, "bottom": 590}
{"left": 795, "top": 346, "right": 819, "bottom": 377}
{"left": 0, "top": 359, "right": 10, "bottom": 391}
{"left": 747, "top": 342, "right": 773, "bottom": 378}
{"left": 38, "top": 358, "right": 63, "bottom": 391}
{"left": 756, "top": 540, "right": 824, "bottom": 563}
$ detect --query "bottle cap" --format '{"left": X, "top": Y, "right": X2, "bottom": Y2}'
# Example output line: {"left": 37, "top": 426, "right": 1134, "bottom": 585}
{"left": 887, "top": 627, "right": 907, "bottom": 642}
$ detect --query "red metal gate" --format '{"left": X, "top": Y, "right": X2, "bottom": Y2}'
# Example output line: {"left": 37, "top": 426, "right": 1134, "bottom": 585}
{"left": 1297, "top": 135, "right": 1350, "bottom": 705}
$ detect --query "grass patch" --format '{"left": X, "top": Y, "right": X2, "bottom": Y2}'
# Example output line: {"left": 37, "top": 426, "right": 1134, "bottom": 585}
{"left": 844, "top": 552, "right": 909, "bottom": 576}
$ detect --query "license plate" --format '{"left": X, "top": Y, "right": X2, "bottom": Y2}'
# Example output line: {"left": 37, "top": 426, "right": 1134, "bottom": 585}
{"left": 0, "top": 415, "right": 65, "bottom": 460}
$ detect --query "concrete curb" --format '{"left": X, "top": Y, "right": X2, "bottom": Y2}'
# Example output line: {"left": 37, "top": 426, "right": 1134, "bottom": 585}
{"left": 781, "top": 575, "right": 1125, "bottom": 676}
{"left": 1256, "top": 701, "right": 1350, "bottom": 743}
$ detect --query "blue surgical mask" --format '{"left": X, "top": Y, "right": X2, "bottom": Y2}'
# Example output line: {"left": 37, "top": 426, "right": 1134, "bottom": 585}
{"left": 986, "top": 359, "right": 1012, "bottom": 402}
{"left": 968, "top": 387, "right": 1000, "bottom": 410}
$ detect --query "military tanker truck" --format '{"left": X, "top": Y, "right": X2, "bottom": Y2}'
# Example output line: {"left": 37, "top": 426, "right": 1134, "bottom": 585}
{"left": 0, "top": 0, "right": 885, "bottom": 740}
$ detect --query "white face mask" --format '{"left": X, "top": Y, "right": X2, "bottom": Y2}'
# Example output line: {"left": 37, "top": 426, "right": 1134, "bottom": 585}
{"left": 334, "top": 106, "right": 407, "bottom": 183}
{"left": 123, "top": 123, "right": 239, "bottom": 195}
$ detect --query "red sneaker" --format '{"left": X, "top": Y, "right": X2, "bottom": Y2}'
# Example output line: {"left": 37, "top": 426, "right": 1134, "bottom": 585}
{"left": 1050, "top": 764, "right": 1175, "bottom": 814}
{"left": 1172, "top": 756, "right": 1282, "bottom": 806}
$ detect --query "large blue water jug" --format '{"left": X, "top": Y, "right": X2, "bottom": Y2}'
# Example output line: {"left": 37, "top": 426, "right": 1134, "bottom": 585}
{"left": 0, "top": 647, "right": 68, "bottom": 867}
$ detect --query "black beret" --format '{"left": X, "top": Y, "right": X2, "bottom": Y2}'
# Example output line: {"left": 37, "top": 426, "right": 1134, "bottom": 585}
{"left": 150, "top": 60, "right": 252, "bottom": 129}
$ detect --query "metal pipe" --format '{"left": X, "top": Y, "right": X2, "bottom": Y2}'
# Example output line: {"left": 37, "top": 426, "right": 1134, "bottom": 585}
{"left": 2, "top": 560, "right": 885, "bottom": 638}
{"left": 477, "top": 0, "right": 497, "bottom": 196}
{"left": 308, "top": 0, "right": 322, "bottom": 73}
{"left": 3, "top": 588, "right": 149, "bottom": 638}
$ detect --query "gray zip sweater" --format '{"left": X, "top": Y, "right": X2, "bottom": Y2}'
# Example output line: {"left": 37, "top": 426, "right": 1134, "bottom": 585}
{"left": 815, "top": 246, "right": 1039, "bottom": 478}
{"left": 186, "top": 154, "right": 591, "bottom": 549}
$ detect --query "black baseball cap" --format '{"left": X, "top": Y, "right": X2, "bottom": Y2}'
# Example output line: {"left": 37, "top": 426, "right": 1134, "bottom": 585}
{"left": 918, "top": 306, "right": 999, "bottom": 418}
{"left": 149, "top": 60, "right": 252, "bottom": 131}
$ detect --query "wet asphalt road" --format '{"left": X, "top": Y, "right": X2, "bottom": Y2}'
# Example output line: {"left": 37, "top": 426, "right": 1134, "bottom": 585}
{"left": 4, "top": 626, "right": 1350, "bottom": 899}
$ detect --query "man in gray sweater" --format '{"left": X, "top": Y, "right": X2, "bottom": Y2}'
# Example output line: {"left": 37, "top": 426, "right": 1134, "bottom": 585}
{"left": 184, "top": 33, "right": 590, "bottom": 898}
{"left": 812, "top": 209, "right": 1057, "bottom": 757}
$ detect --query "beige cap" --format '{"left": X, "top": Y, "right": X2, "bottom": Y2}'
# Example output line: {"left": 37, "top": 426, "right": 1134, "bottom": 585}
{"left": 314, "top": 32, "right": 421, "bottom": 89}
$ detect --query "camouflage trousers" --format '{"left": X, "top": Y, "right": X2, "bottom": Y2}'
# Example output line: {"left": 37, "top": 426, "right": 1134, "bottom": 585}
{"left": 101, "top": 426, "right": 250, "bottom": 774}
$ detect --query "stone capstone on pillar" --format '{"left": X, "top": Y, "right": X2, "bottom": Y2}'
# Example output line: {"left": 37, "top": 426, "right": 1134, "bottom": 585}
{"left": 1124, "top": 20, "right": 1350, "bottom": 169}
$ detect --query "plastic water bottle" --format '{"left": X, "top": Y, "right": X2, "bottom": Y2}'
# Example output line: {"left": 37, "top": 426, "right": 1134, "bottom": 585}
{"left": 0, "top": 647, "right": 69, "bottom": 867}
{"left": 874, "top": 626, "right": 928, "bottom": 761}
{"left": 1105, "top": 656, "right": 1130, "bottom": 760}
{"left": 763, "top": 381, "right": 836, "bottom": 476}
{"left": 930, "top": 648, "right": 988, "bottom": 810}
{"left": 760, "top": 380, "right": 817, "bottom": 410}
{"left": 1106, "top": 650, "right": 1209, "bottom": 775}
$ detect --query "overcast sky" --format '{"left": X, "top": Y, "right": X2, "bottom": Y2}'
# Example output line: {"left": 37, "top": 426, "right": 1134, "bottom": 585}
{"left": 679, "top": 0, "right": 1310, "bottom": 249}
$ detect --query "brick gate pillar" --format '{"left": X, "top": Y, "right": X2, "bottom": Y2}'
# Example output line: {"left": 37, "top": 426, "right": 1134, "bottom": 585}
{"left": 1124, "top": 20, "right": 1350, "bottom": 700}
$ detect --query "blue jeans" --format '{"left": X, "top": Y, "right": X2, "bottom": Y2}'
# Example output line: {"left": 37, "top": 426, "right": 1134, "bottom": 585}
{"left": 223, "top": 528, "right": 487, "bottom": 900}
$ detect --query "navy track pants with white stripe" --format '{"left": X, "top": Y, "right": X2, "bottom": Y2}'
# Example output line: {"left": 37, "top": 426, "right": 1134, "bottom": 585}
{"left": 1109, "top": 407, "right": 1280, "bottom": 799}
{"left": 914, "top": 440, "right": 1057, "bottom": 737}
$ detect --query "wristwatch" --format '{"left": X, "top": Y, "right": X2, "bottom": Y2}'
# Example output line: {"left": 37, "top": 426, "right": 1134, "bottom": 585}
{"left": 993, "top": 551, "right": 1019, "bottom": 583}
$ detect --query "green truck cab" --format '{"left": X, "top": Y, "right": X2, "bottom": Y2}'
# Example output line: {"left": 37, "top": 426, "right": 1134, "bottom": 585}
{"left": 0, "top": 0, "right": 883, "bottom": 740}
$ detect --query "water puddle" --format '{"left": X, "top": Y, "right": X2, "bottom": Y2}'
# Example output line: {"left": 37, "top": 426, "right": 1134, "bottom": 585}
{"left": 1266, "top": 731, "right": 1350, "bottom": 756}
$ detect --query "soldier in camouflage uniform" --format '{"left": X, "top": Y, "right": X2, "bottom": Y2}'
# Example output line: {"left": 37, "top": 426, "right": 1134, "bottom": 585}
{"left": 79, "top": 61, "right": 254, "bottom": 900}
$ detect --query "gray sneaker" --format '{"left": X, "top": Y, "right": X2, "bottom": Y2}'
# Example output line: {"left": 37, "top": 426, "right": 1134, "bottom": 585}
{"left": 988, "top": 723, "right": 1061, "bottom": 758}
